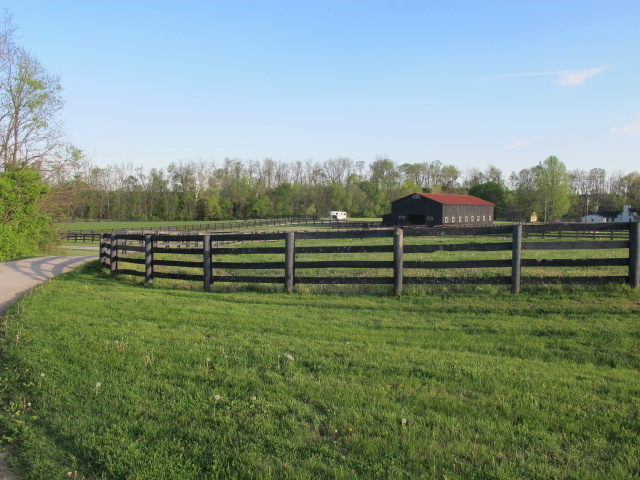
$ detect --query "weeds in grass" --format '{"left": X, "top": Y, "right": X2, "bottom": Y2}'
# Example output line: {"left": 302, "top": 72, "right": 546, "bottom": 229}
{"left": 114, "top": 339, "right": 128, "bottom": 353}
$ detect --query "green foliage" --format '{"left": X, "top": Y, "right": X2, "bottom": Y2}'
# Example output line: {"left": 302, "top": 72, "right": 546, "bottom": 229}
{"left": 1, "top": 264, "right": 639, "bottom": 478}
{"left": 250, "top": 193, "right": 272, "bottom": 218}
{"left": 468, "top": 181, "right": 509, "bottom": 217}
{"left": 42, "top": 153, "right": 639, "bottom": 223}
{"left": 0, "top": 168, "right": 57, "bottom": 260}
{"left": 535, "top": 156, "right": 572, "bottom": 221}
{"left": 510, "top": 168, "right": 538, "bottom": 219}
{"left": 270, "top": 182, "right": 295, "bottom": 216}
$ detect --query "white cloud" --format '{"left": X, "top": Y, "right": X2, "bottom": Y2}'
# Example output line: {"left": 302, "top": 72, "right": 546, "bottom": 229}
{"left": 554, "top": 66, "right": 610, "bottom": 86}
{"left": 489, "top": 66, "right": 610, "bottom": 86}
{"left": 502, "top": 138, "right": 535, "bottom": 150}
{"left": 610, "top": 115, "right": 640, "bottom": 135}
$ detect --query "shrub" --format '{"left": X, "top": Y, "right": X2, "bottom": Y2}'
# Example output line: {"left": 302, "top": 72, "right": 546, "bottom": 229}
{"left": 0, "top": 168, "right": 57, "bottom": 261}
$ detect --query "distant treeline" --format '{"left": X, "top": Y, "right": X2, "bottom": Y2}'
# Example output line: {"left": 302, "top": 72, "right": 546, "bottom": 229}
{"left": 43, "top": 155, "right": 640, "bottom": 223}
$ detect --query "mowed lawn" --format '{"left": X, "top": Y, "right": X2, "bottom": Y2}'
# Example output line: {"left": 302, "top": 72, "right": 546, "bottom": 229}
{"left": 1, "top": 262, "right": 639, "bottom": 479}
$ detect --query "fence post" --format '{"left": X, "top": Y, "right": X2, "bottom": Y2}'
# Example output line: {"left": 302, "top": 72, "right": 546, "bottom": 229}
{"left": 394, "top": 227, "right": 404, "bottom": 295}
{"left": 109, "top": 234, "right": 118, "bottom": 274}
{"left": 511, "top": 225, "right": 522, "bottom": 294}
{"left": 100, "top": 234, "right": 108, "bottom": 267}
{"left": 285, "top": 232, "right": 295, "bottom": 293}
{"left": 203, "top": 234, "right": 212, "bottom": 292}
{"left": 145, "top": 235, "right": 153, "bottom": 284}
{"left": 630, "top": 222, "right": 640, "bottom": 288}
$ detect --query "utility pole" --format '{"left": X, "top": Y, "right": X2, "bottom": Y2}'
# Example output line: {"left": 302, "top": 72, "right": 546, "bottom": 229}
{"left": 586, "top": 196, "right": 590, "bottom": 218}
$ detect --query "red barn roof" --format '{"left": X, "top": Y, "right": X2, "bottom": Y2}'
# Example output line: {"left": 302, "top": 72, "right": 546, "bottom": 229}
{"left": 393, "top": 193, "right": 495, "bottom": 206}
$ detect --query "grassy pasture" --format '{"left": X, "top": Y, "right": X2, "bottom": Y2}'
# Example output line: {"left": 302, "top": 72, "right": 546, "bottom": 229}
{"left": 55, "top": 220, "right": 278, "bottom": 232}
{"left": 55, "top": 219, "right": 381, "bottom": 233}
{"left": 1, "top": 262, "right": 639, "bottom": 479}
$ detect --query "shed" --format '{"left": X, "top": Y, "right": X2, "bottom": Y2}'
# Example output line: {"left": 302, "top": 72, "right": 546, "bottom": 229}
{"left": 382, "top": 193, "right": 495, "bottom": 227}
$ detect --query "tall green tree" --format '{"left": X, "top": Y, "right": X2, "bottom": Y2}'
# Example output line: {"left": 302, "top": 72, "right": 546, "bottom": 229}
{"left": 250, "top": 193, "right": 272, "bottom": 218}
{"left": 439, "top": 165, "right": 461, "bottom": 193}
{"left": 400, "top": 162, "right": 429, "bottom": 188}
{"left": 510, "top": 168, "right": 538, "bottom": 219}
{"left": 468, "top": 181, "right": 508, "bottom": 217}
{"left": 270, "top": 183, "right": 295, "bottom": 216}
{"left": 369, "top": 157, "right": 399, "bottom": 191}
{"left": 0, "top": 13, "right": 64, "bottom": 173}
{"left": 535, "top": 156, "right": 572, "bottom": 221}
{"left": 623, "top": 172, "right": 640, "bottom": 205}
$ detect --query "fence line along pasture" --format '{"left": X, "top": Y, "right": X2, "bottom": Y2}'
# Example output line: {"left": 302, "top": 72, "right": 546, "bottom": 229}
{"left": 61, "top": 216, "right": 381, "bottom": 242}
{"left": 100, "top": 222, "right": 640, "bottom": 294}
{"left": 65, "top": 222, "right": 630, "bottom": 244}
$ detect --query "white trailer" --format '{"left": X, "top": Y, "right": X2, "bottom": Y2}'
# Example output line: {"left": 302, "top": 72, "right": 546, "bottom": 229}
{"left": 329, "top": 211, "right": 347, "bottom": 220}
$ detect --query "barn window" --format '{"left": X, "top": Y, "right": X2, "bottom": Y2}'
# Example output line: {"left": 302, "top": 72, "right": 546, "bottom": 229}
{"left": 444, "top": 216, "right": 449, "bottom": 223}
{"left": 489, "top": 215, "right": 492, "bottom": 221}
{"left": 471, "top": 216, "right": 475, "bottom": 222}
{"left": 483, "top": 216, "right": 486, "bottom": 221}
{"left": 426, "top": 216, "right": 433, "bottom": 221}
{"left": 465, "top": 216, "right": 468, "bottom": 223}
{"left": 459, "top": 216, "right": 462, "bottom": 223}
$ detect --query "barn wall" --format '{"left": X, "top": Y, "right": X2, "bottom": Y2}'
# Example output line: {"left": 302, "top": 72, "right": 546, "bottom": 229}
{"left": 442, "top": 205, "right": 494, "bottom": 226}
{"left": 386, "top": 196, "right": 443, "bottom": 226}
{"left": 383, "top": 195, "right": 494, "bottom": 227}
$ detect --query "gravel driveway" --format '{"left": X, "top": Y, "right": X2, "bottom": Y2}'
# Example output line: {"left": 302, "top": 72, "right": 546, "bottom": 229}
{"left": 0, "top": 253, "right": 97, "bottom": 479}
{"left": 0, "top": 254, "right": 97, "bottom": 316}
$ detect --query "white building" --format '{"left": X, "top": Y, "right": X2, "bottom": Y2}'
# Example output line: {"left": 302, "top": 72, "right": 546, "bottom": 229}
{"left": 581, "top": 205, "right": 640, "bottom": 223}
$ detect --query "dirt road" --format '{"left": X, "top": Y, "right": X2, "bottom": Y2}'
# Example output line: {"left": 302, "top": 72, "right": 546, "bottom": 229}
{"left": 0, "top": 253, "right": 97, "bottom": 479}
{"left": 0, "top": 255, "right": 96, "bottom": 316}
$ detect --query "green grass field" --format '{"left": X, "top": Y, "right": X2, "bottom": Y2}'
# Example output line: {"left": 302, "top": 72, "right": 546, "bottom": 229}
{"left": 1, "top": 262, "right": 639, "bottom": 479}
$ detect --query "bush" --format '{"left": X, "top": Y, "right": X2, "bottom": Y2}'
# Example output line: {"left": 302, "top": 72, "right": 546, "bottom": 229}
{"left": 0, "top": 168, "right": 57, "bottom": 261}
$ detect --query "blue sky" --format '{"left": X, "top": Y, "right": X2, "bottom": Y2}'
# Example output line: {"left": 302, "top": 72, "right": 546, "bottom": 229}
{"left": 3, "top": 0, "right": 639, "bottom": 175}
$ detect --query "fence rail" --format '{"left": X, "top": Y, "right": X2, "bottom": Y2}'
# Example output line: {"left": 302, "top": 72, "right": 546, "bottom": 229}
{"left": 100, "top": 222, "right": 640, "bottom": 294}
{"left": 61, "top": 216, "right": 382, "bottom": 242}
{"left": 63, "top": 220, "right": 630, "bottom": 243}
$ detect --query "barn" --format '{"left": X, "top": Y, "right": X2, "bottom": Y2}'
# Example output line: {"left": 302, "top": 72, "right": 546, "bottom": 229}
{"left": 382, "top": 193, "right": 495, "bottom": 227}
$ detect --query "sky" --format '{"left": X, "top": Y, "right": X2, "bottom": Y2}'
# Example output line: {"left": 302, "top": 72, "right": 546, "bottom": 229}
{"left": 2, "top": 0, "right": 639, "bottom": 176}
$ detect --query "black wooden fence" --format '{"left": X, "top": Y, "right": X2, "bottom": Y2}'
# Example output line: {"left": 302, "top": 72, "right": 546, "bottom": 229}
{"left": 100, "top": 222, "right": 640, "bottom": 294}
{"left": 62, "top": 216, "right": 379, "bottom": 242}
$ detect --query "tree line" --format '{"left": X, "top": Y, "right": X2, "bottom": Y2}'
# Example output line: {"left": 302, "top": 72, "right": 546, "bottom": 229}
{"left": 45, "top": 154, "right": 640, "bottom": 223}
